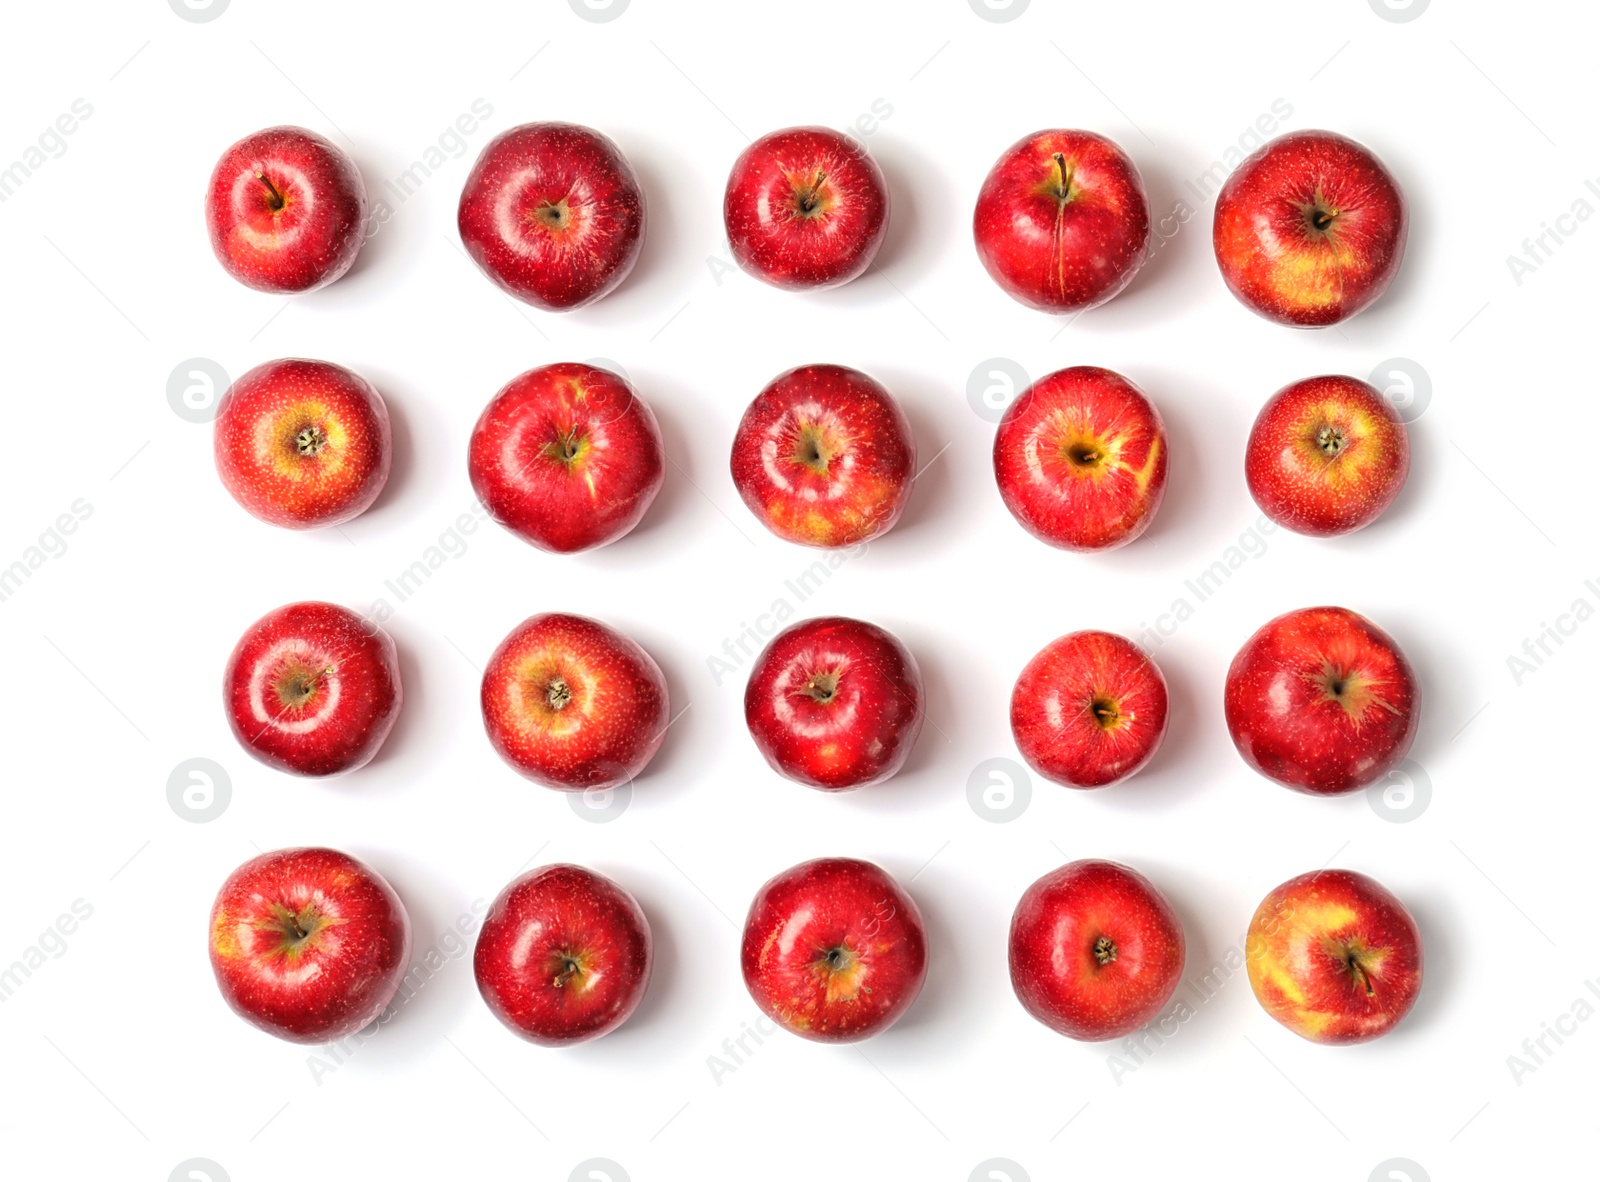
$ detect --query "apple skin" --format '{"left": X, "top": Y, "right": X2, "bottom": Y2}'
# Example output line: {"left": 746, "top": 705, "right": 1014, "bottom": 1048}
{"left": 209, "top": 847, "right": 411, "bottom": 1044}
{"left": 993, "top": 366, "right": 1168, "bottom": 551}
{"left": 741, "top": 857, "right": 927, "bottom": 1042}
{"left": 730, "top": 364, "right": 916, "bottom": 548}
{"left": 469, "top": 362, "right": 665, "bottom": 553}
{"left": 205, "top": 126, "right": 367, "bottom": 294}
{"left": 1213, "top": 131, "right": 1407, "bottom": 327}
{"left": 1246, "top": 868, "right": 1422, "bottom": 1045}
{"left": 1009, "top": 859, "right": 1185, "bottom": 1041}
{"left": 1225, "top": 606, "right": 1418, "bottom": 795}
{"left": 973, "top": 129, "right": 1150, "bottom": 313}
{"left": 474, "top": 864, "right": 653, "bottom": 1046}
{"left": 224, "top": 601, "right": 402, "bottom": 777}
{"left": 481, "top": 612, "right": 669, "bottom": 791}
{"left": 744, "top": 616, "right": 924, "bottom": 791}
{"left": 1245, "top": 375, "right": 1410, "bottom": 537}
{"left": 724, "top": 126, "right": 888, "bottom": 290}
{"left": 458, "top": 122, "right": 645, "bottom": 311}
{"left": 213, "top": 358, "right": 391, "bottom": 529}
{"left": 1011, "top": 631, "right": 1169, "bottom": 789}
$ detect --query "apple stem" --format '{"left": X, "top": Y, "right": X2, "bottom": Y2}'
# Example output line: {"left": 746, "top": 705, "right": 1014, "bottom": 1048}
{"left": 1311, "top": 208, "right": 1336, "bottom": 232}
{"left": 797, "top": 172, "right": 828, "bottom": 215}
{"left": 553, "top": 956, "right": 581, "bottom": 987}
{"left": 1090, "top": 697, "right": 1121, "bottom": 730}
{"left": 548, "top": 428, "right": 583, "bottom": 465}
{"left": 1052, "top": 153, "right": 1075, "bottom": 202}
{"left": 257, "top": 172, "right": 286, "bottom": 212}
{"left": 1346, "top": 952, "right": 1375, "bottom": 996}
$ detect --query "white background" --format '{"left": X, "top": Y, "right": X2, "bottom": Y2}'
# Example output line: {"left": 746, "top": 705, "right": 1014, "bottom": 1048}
{"left": 0, "top": 1, "right": 1592, "bottom": 1179}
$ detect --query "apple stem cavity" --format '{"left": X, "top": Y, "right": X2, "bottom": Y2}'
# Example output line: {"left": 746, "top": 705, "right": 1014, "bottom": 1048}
{"left": 804, "top": 671, "right": 841, "bottom": 705}
{"left": 546, "top": 428, "right": 586, "bottom": 467}
{"left": 276, "top": 665, "right": 331, "bottom": 711}
{"left": 796, "top": 172, "right": 828, "bottom": 217}
{"left": 534, "top": 199, "right": 572, "bottom": 232}
{"left": 256, "top": 172, "right": 287, "bottom": 213}
{"left": 553, "top": 955, "right": 582, "bottom": 988}
{"left": 1090, "top": 696, "right": 1122, "bottom": 730}
{"left": 295, "top": 425, "right": 328, "bottom": 457}
{"left": 546, "top": 677, "right": 573, "bottom": 711}
{"left": 1093, "top": 935, "right": 1118, "bottom": 966}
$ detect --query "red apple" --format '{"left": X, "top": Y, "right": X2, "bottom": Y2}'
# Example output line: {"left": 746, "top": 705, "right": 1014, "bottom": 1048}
{"left": 205, "top": 126, "right": 367, "bottom": 294}
{"left": 1246, "top": 868, "right": 1422, "bottom": 1045}
{"left": 1011, "top": 631, "right": 1168, "bottom": 789}
{"left": 213, "top": 358, "right": 391, "bottom": 529}
{"left": 209, "top": 847, "right": 410, "bottom": 1043}
{"left": 469, "top": 362, "right": 664, "bottom": 553}
{"left": 474, "top": 863, "right": 652, "bottom": 1046}
{"left": 741, "top": 857, "right": 927, "bottom": 1042}
{"left": 1245, "top": 375, "right": 1410, "bottom": 537}
{"left": 993, "top": 365, "right": 1168, "bottom": 551}
{"left": 224, "top": 601, "right": 401, "bottom": 777}
{"left": 1009, "top": 859, "right": 1185, "bottom": 1041}
{"left": 724, "top": 126, "right": 888, "bottom": 290}
{"left": 1225, "top": 606, "right": 1418, "bottom": 795}
{"left": 730, "top": 364, "right": 915, "bottom": 548}
{"left": 744, "top": 616, "right": 923, "bottom": 791}
{"left": 973, "top": 129, "right": 1150, "bottom": 313}
{"left": 458, "top": 122, "right": 645, "bottom": 311}
{"left": 481, "top": 612, "right": 669, "bottom": 791}
{"left": 1213, "top": 130, "right": 1407, "bottom": 327}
